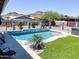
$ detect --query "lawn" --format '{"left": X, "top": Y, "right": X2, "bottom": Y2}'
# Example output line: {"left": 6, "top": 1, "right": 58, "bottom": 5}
{"left": 39, "top": 36, "right": 79, "bottom": 59}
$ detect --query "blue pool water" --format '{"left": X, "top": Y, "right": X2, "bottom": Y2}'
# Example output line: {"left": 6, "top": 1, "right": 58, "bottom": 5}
{"left": 12, "top": 31, "right": 61, "bottom": 41}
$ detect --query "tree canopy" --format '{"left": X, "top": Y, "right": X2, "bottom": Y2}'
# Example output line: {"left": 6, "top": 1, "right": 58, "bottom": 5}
{"left": 32, "top": 11, "right": 64, "bottom": 21}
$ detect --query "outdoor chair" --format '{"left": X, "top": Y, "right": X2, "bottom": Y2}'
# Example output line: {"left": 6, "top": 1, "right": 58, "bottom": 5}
{"left": 0, "top": 47, "right": 16, "bottom": 59}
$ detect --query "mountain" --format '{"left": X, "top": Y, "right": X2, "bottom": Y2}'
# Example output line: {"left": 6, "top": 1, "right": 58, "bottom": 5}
{"left": 2, "top": 11, "right": 44, "bottom": 20}
{"left": 2, "top": 12, "right": 24, "bottom": 20}
{"left": 29, "top": 11, "right": 44, "bottom": 17}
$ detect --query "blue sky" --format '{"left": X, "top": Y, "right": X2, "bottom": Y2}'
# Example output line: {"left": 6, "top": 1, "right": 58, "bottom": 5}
{"left": 2, "top": 0, "right": 79, "bottom": 16}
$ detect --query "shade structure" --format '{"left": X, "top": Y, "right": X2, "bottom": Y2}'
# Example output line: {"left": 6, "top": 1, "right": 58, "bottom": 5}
{"left": 12, "top": 15, "right": 32, "bottom": 22}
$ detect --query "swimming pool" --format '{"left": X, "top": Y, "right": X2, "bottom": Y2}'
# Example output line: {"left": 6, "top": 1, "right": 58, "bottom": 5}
{"left": 8, "top": 29, "right": 61, "bottom": 41}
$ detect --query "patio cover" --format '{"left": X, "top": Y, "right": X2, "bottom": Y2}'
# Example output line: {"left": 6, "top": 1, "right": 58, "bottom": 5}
{"left": 12, "top": 15, "right": 32, "bottom": 22}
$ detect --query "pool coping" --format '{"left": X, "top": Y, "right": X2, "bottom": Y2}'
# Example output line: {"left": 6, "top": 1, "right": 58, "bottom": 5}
{"left": 44, "top": 29, "right": 70, "bottom": 42}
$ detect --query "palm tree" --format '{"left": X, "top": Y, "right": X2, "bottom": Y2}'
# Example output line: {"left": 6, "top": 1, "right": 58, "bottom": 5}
{"left": 30, "top": 35, "right": 45, "bottom": 50}
{"left": 18, "top": 22, "right": 25, "bottom": 30}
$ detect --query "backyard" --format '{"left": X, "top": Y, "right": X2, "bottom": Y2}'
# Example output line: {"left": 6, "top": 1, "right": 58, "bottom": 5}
{"left": 39, "top": 36, "right": 79, "bottom": 59}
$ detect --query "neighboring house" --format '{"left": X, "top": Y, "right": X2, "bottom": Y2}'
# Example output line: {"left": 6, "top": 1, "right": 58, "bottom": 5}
{"left": 1, "top": 15, "right": 33, "bottom": 27}
{"left": 12, "top": 15, "right": 33, "bottom": 26}
{"left": 1, "top": 12, "right": 24, "bottom": 26}
{"left": 65, "top": 18, "right": 79, "bottom": 27}
{"left": 60, "top": 16, "right": 79, "bottom": 27}
{"left": 55, "top": 21, "right": 67, "bottom": 27}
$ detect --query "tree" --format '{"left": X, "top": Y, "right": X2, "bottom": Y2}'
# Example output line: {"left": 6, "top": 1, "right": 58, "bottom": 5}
{"left": 40, "top": 11, "right": 64, "bottom": 21}
{"left": 30, "top": 35, "right": 45, "bottom": 50}
{"left": 32, "top": 11, "right": 64, "bottom": 21}
{"left": 32, "top": 11, "right": 64, "bottom": 28}
{"left": 18, "top": 22, "right": 25, "bottom": 30}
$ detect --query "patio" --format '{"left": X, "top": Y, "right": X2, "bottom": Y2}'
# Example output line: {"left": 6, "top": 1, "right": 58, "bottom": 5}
{"left": 1, "top": 32, "right": 33, "bottom": 59}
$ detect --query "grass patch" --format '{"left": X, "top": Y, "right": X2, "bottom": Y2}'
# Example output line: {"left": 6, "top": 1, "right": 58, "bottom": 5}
{"left": 39, "top": 36, "right": 79, "bottom": 59}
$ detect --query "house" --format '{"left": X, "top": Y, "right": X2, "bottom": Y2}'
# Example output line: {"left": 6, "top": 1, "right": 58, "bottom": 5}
{"left": 64, "top": 16, "right": 79, "bottom": 27}
{"left": 12, "top": 15, "right": 32, "bottom": 25}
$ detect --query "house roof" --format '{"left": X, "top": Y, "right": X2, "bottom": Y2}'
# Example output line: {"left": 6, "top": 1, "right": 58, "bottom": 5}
{"left": 14, "top": 15, "right": 31, "bottom": 19}
{"left": 12, "top": 15, "right": 32, "bottom": 22}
